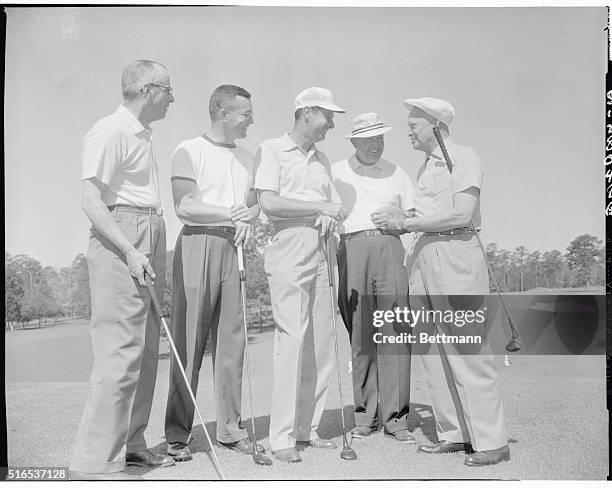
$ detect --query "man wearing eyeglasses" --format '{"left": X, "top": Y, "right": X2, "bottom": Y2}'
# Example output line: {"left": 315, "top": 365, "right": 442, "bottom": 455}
{"left": 164, "top": 85, "right": 262, "bottom": 462}
{"left": 70, "top": 60, "right": 175, "bottom": 480}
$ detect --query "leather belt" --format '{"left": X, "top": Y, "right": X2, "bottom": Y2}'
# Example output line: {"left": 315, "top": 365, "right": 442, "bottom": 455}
{"left": 273, "top": 218, "right": 317, "bottom": 234}
{"left": 340, "top": 228, "right": 396, "bottom": 241}
{"left": 422, "top": 227, "right": 474, "bottom": 237}
{"left": 108, "top": 204, "right": 163, "bottom": 216}
{"left": 183, "top": 225, "right": 236, "bottom": 236}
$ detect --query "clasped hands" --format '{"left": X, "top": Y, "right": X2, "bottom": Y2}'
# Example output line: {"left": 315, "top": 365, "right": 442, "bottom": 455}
{"left": 371, "top": 202, "right": 415, "bottom": 232}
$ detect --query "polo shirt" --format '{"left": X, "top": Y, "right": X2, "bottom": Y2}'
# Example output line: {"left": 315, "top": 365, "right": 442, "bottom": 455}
{"left": 171, "top": 135, "right": 254, "bottom": 227}
{"left": 332, "top": 155, "right": 415, "bottom": 234}
{"left": 413, "top": 137, "right": 483, "bottom": 228}
{"left": 254, "top": 133, "right": 341, "bottom": 223}
{"left": 82, "top": 105, "right": 160, "bottom": 208}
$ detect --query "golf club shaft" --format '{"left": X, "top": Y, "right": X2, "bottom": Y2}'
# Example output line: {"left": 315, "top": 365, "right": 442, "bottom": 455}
{"left": 237, "top": 245, "right": 259, "bottom": 455}
{"left": 145, "top": 282, "right": 226, "bottom": 480}
{"left": 432, "top": 125, "right": 523, "bottom": 351}
{"left": 323, "top": 235, "right": 350, "bottom": 449}
{"left": 470, "top": 228, "right": 522, "bottom": 342}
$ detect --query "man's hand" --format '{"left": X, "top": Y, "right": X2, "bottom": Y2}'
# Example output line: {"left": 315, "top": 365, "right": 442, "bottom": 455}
{"left": 315, "top": 214, "right": 337, "bottom": 237}
{"left": 126, "top": 249, "right": 155, "bottom": 286}
{"left": 230, "top": 203, "right": 256, "bottom": 224}
{"left": 319, "top": 202, "right": 347, "bottom": 221}
{"left": 371, "top": 203, "right": 406, "bottom": 231}
{"left": 234, "top": 221, "right": 252, "bottom": 247}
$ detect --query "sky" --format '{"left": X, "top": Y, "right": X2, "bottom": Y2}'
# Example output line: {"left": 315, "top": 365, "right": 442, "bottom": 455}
{"left": 4, "top": 6, "right": 607, "bottom": 268}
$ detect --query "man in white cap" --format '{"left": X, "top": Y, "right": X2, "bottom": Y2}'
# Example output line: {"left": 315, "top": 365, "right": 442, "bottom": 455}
{"left": 254, "top": 86, "right": 347, "bottom": 463}
{"left": 332, "top": 113, "right": 415, "bottom": 443}
{"left": 372, "top": 97, "right": 510, "bottom": 466}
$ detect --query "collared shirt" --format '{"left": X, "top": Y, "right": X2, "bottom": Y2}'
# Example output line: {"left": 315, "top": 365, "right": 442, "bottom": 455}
{"left": 254, "top": 132, "right": 341, "bottom": 222}
{"left": 171, "top": 135, "right": 255, "bottom": 227}
{"left": 81, "top": 105, "right": 160, "bottom": 208}
{"left": 332, "top": 155, "right": 415, "bottom": 234}
{"left": 413, "top": 137, "right": 483, "bottom": 228}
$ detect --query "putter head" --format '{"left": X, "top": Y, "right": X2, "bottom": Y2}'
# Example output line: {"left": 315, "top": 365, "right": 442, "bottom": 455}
{"left": 505, "top": 337, "right": 524, "bottom": 352}
{"left": 340, "top": 447, "right": 357, "bottom": 461}
{"left": 253, "top": 452, "right": 273, "bottom": 466}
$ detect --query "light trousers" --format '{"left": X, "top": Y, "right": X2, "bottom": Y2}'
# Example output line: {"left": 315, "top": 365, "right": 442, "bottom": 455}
{"left": 264, "top": 227, "right": 335, "bottom": 451}
{"left": 70, "top": 209, "right": 165, "bottom": 473}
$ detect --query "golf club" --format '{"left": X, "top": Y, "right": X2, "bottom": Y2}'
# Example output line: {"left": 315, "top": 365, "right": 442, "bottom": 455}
{"left": 432, "top": 124, "right": 524, "bottom": 352}
{"left": 144, "top": 277, "right": 226, "bottom": 480}
{"left": 323, "top": 233, "right": 358, "bottom": 461}
{"left": 237, "top": 244, "right": 273, "bottom": 466}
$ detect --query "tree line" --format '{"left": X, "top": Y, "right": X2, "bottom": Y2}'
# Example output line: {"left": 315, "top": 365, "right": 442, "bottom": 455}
{"left": 5, "top": 230, "right": 603, "bottom": 330}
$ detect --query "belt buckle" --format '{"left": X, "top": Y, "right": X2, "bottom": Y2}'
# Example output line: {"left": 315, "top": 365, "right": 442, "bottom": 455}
{"left": 365, "top": 229, "right": 377, "bottom": 237}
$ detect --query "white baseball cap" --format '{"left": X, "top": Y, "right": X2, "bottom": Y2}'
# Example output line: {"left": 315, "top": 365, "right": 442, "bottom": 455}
{"left": 403, "top": 97, "right": 455, "bottom": 126}
{"left": 295, "top": 86, "right": 346, "bottom": 113}
{"left": 346, "top": 112, "right": 392, "bottom": 139}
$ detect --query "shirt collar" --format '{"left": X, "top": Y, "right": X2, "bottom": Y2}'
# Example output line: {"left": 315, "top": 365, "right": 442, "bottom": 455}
{"left": 202, "top": 134, "right": 236, "bottom": 149}
{"left": 429, "top": 136, "right": 455, "bottom": 163}
{"left": 349, "top": 154, "right": 387, "bottom": 172}
{"left": 117, "top": 104, "right": 149, "bottom": 134}
{"left": 280, "top": 132, "right": 319, "bottom": 156}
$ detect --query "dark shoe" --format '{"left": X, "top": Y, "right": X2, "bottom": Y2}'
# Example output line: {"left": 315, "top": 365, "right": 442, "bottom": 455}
{"left": 384, "top": 429, "right": 416, "bottom": 443}
{"left": 126, "top": 449, "right": 175, "bottom": 467}
{"left": 297, "top": 438, "right": 337, "bottom": 449}
{"left": 272, "top": 447, "right": 302, "bottom": 463}
{"left": 464, "top": 445, "right": 510, "bottom": 466}
{"left": 351, "top": 425, "right": 377, "bottom": 439}
{"left": 218, "top": 438, "right": 265, "bottom": 454}
{"left": 418, "top": 440, "right": 473, "bottom": 454}
{"left": 69, "top": 470, "right": 144, "bottom": 480}
{"left": 167, "top": 442, "right": 193, "bottom": 462}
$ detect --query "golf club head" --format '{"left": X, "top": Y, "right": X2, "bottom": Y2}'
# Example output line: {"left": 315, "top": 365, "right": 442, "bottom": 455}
{"left": 253, "top": 452, "right": 273, "bottom": 466}
{"left": 505, "top": 336, "right": 524, "bottom": 352}
{"left": 340, "top": 447, "right": 358, "bottom": 461}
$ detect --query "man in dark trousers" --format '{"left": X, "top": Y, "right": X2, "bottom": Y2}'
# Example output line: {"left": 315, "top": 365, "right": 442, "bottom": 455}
{"left": 164, "top": 85, "right": 262, "bottom": 462}
{"left": 332, "top": 112, "right": 415, "bottom": 443}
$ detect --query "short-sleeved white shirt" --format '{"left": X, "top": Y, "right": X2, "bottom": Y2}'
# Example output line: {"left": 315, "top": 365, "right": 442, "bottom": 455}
{"left": 332, "top": 155, "right": 415, "bottom": 234}
{"left": 413, "top": 137, "right": 483, "bottom": 228}
{"left": 254, "top": 133, "right": 341, "bottom": 222}
{"left": 81, "top": 105, "right": 160, "bottom": 208}
{"left": 171, "top": 135, "right": 254, "bottom": 227}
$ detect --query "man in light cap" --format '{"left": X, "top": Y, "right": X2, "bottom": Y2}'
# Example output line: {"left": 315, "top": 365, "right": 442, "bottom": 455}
{"left": 372, "top": 97, "right": 510, "bottom": 466}
{"left": 254, "top": 86, "right": 347, "bottom": 463}
{"left": 332, "top": 113, "right": 415, "bottom": 443}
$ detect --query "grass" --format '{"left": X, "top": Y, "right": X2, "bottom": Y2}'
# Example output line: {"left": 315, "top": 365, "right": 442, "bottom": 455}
{"left": 4, "top": 318, "right": 608, "bottom": 480}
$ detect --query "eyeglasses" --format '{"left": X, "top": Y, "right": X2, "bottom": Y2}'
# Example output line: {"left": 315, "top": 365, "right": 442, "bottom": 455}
{"left": 146, "top": 82, "right": 173, "bottom": 96}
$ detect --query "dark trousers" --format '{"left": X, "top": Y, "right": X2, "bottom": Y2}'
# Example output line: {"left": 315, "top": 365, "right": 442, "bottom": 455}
{"left": 164, "top": 226, "right": 248, "bottom": 444}
{"left": 337, "top": 234, "right": 411, "bottom": 433}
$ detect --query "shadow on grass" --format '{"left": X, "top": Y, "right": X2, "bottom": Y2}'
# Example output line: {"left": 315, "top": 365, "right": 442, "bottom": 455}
{"left": 136, "top": 402, "right": 443, "bottom": 478}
